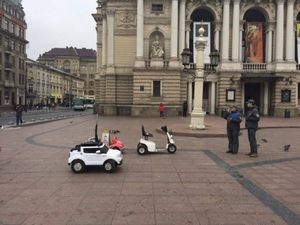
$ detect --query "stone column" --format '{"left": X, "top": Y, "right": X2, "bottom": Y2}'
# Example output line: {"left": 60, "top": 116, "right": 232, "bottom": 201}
{"left": 213, "top": 21, "right": 221, "bottom": 51}
{"left": 102, "top": 14, "right": 107, "bottom": 66}
{"left": 188, "top": 80, "right": 193, "bottom": 114}
{"left": 210, "top": 82, "right": 216, "bottom": 115}
{"left": 171, "top": 0, "right": 179, "bottom": 59}
{"left": 267, "top": 29, "right": 273, "bottom": 63}
{"left": 241, "top": 82, "right": 245, "bottom": 115}
{"left": 189, "top": 25, "right": 207, "bottom": 130}
{"left": 185, "top": 20, "right": 192, "bottom": 48}
{"left": 239, "top": 26, "right": 243, "bottom": 61}
{"left": 285, "top": 0, "right": 295, "bottom": 61}
{"left": 179, "top": 0, "right": 186, "bottom": 58}
{"left": 275, "top": 0, "right": 284, "bottom": 61}
{"left": 263, "top": 82, "right": 269, "bottom": 116}
{"left": 107, "top": 10, "right": 115, "bottom": 67}
{"left": 136, "top": 0, "right": 144, "bottom": 60}
{"left": 232, "top": 0, "right": 240, "bottom": 61}
{"left": 221, "top": 0, "right": 230, "bottom": 61}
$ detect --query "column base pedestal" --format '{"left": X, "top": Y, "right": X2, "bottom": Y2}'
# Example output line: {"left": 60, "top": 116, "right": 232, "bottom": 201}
{"left": 189, "top": 111, "right": 206, "bottom": 130}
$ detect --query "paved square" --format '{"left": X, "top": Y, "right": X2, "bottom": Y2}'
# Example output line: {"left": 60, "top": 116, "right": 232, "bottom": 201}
{"left": 0, "top": 115, "right": 300, "bottom": 224}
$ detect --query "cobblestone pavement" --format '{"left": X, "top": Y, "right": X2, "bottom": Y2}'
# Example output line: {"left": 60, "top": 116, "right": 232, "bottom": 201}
{"left": 0, "top": 115, "right": 300, "bottom": 225}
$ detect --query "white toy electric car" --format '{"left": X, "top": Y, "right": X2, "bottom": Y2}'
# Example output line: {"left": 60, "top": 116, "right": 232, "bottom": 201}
{"left": 68, "top": 142, "right": 123, "bottom": 173}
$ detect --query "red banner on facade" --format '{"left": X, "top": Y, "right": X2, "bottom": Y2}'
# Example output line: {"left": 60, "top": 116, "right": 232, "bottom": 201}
{"left": 245, "top": 23, "right": 263, "bottom": 63}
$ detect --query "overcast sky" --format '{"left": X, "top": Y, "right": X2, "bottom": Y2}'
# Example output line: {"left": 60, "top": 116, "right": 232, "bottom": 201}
{"left": 22, "top": 0, "right": 97, "bottom": 60}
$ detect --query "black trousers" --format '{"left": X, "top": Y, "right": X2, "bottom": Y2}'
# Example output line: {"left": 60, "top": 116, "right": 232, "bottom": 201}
{"left": 247, "top": 128, "right": 257, "bottom": 154}
{"left": 227, "top": 129, "right": 239, "bottom": 153}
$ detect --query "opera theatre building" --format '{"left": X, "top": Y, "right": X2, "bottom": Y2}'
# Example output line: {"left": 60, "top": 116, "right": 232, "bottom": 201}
{"left": 93, "top": 0, "right": 300, "bottom": 117}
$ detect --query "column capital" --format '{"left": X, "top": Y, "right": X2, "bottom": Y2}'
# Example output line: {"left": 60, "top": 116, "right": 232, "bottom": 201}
{"left": 233, "top": 0, "right": 241, "bottom": 4}
{"left": 276, "top": 0, "right": 285, "bottom": 5}
{"left": 180, "top": 0, "right": 187, "bottom": 4}
{"left": 224, "top": 0, "right": 231, "bottom": 5}
{"left": 287, "top": 0, "right": 295, "bottom": 4}
{"left": 107, "top": 10, "right": 115, "bottom": 17}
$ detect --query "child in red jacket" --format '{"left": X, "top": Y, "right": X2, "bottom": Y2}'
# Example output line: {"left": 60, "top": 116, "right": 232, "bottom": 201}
{"left": 159, "top": 103, "right": 165, "bottom": 118}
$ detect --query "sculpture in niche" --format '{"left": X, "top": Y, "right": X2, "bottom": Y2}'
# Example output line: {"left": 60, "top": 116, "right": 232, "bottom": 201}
{"left": 150, "top": 35, "right": 164, "bottom": 59}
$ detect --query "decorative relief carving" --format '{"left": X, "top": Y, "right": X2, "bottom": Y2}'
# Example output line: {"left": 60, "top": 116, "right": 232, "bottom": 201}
{"left": 150, "top": 11, "right": 164, "bottom": 16}
{"left": 117, "top": 10, "right": 136, "bottom": 28}
{"left": 186, "top": 0, "right": 223, "bottom": 21}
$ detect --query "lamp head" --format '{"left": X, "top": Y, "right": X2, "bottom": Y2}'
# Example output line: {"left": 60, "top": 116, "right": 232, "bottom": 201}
{"left": 209, "top": 48, "right": 220, "bottom": 68}
{"left": 181, "top": 48, "right": 192, "bottom": 67}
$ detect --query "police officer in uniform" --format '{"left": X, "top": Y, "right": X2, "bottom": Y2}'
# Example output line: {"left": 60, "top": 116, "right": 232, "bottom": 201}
{"left": 223, "top": 105, "right": 242, "bottom": 154}
{"left": 245, "top": 99, "right": 260, "bottom": 157}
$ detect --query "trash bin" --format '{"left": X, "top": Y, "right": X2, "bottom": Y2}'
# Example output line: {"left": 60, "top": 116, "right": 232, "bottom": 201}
{"left": 221, "top": 108, "right": 226, "bottom": 118}
{"left": 284, "top": 109, "right": 290, "bottom": 118}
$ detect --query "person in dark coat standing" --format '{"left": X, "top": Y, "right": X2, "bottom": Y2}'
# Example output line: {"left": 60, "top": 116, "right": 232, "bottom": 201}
{"left": 15, "top": 104, "right": 24, "bottom": 125}
{"left": 223, "top": 105, "right": 242, "bottom": 154}
{"left": 245, "top": 99, "right": 260, "bottom": 157}
{"left": 182, "top": 101, "right": 188, "bottom": 117}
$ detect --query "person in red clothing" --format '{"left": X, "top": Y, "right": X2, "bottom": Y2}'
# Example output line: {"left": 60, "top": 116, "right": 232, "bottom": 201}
{"left": 158, "top": 103, "right": 165, "bottom": 118}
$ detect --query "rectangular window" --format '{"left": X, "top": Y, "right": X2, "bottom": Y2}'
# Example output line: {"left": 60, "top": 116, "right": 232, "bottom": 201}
{"left": 152, "top": 4, "right": 163, "bottom": 12}
{"left": 89, "top": 81, "right": 94, "bottom": 86}
{"left": 11, "top": 40, "right": 15, "bottom": 50}
{"left": 12, "top": 23, "right": 15, "bottom": 34}
{"left": 5, "top": 72, "right": 9, "bottom": 80}
{"left": 89, "top": 74, "right": 95, "bottom": 79}
{"left": 5, "top": 19, "right": 8, "bottom": 30}
{"left": 153, "top": 81, "right": 161, "bottom": 97}
{"left": 5, "top": 37, "right": 9, "bottom": 47}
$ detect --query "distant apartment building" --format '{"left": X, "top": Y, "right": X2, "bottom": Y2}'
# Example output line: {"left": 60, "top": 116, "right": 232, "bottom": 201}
{"left": 37, "top": 47, "right": 97, "bottom": 99}
{"left": 0, "top": 0, "right": 28, "bottom": 110}
{"left": 26, "top": 60, "right": 85, "bottom": 107}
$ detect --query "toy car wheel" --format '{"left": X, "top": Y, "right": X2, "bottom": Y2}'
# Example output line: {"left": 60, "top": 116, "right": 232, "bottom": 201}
{"left": 103, "top": 160, "right": 117, "bottom": 173}
{"left": 167, "top": 144, "right": 177, "bottom": 153}
{"left": 71, "top": 160, "right": 86, "bottom": 173}
{"left": 137, "top": 145, "right": 147, "bottom": 155}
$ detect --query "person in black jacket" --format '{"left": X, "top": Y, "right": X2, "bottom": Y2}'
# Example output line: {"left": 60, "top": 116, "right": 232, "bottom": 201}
{"left": 15, "top": 104, "right": 24, "bottom": 125}
{"left": 223, "top": 105, "right": 242, "bottom": 154}
{"left": 182, "top": 101, "right": 188, "bottom": 117}
{"left": 245, "top": 99, "right": 260, "bottom": 157}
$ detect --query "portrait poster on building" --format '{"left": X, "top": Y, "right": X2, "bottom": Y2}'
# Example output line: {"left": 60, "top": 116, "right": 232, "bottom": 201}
{"left": 244, "top": 23, "right": 263, "bottom": 63}
{"left": 297, "top": 23, "right": 300, "bottom": 63}
{"left": 193, "top": 22, "right": 210, "bottom": 63}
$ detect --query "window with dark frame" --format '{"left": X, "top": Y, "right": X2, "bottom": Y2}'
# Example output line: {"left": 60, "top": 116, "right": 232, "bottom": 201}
{"left": 152, "top": 4, "right": 163, "bottom": 12}
{"left": 153, "top": 81, "right": 161, "bottom": 97}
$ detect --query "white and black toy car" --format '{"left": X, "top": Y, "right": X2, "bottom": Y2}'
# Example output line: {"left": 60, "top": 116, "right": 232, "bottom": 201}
{"left": 68, "top": 141, "right": 123, "bottom": 173}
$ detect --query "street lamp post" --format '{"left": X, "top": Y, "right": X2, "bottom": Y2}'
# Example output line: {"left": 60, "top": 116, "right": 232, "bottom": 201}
{"left": 181, "top": 24, "right": 219, "bottom": 130}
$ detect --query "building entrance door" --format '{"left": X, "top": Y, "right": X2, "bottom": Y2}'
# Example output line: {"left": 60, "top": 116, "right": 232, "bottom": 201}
{"left": 244, "top": 83, "right": 260, "bottom": 114}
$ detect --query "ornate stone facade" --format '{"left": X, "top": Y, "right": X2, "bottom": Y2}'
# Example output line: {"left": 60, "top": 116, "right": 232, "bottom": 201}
{"left": 93, "top": 0, "right": 300, "bottom": 117}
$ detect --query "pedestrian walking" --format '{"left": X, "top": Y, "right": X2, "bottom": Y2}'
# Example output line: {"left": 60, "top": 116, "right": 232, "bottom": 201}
{"left": 15, "top": 104, "right": 25, "bottom": 125}
{"left": 158, "top": 103, "right": 165, "bottom": 118}
{"left": 245, "top": 99, "right": 260, "bottom": 157}
{"left": 182, "top": 101, "right": 188, "bottom": 117}
{"left": 223, "top": 105, "right": 242, "bottom": 154}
